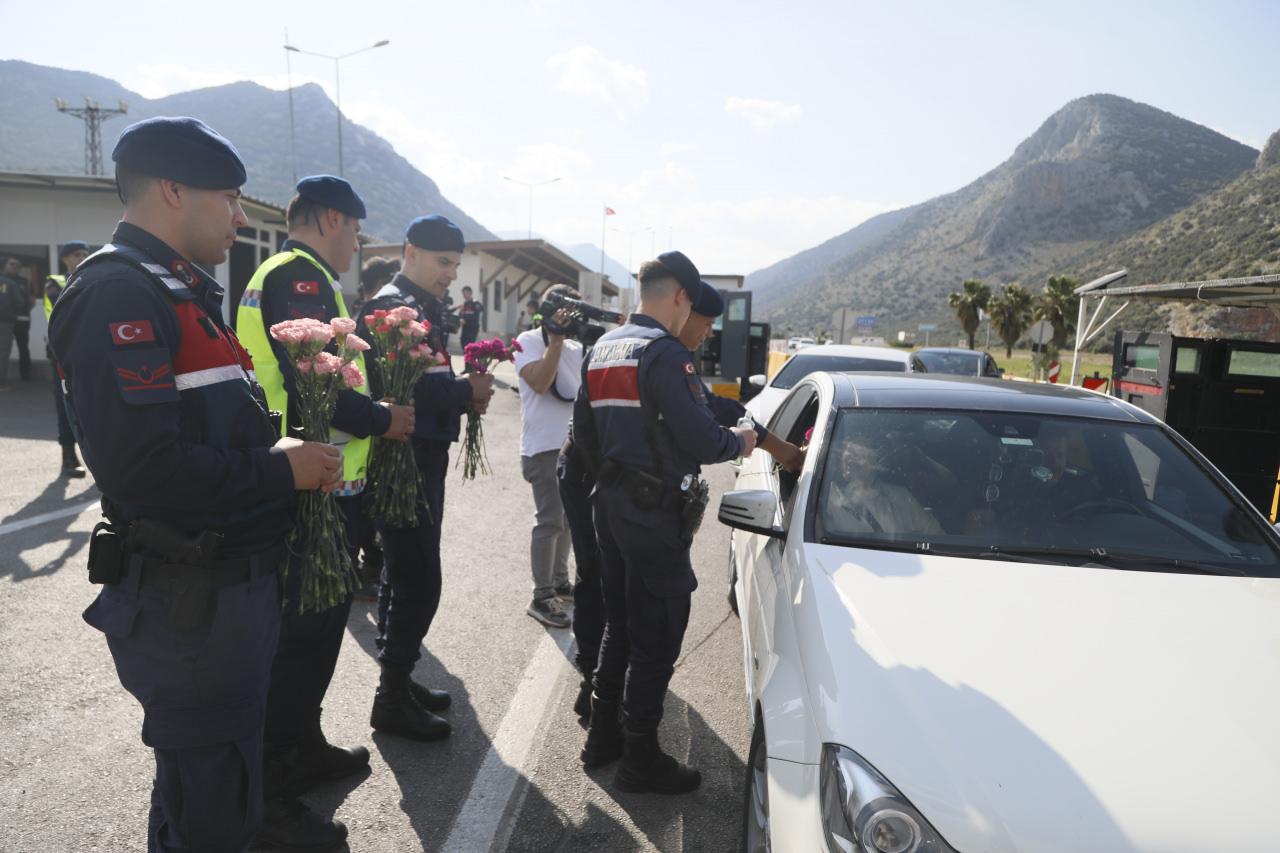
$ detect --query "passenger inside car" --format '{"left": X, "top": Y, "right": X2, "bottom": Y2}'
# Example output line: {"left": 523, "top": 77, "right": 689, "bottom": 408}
{"left": 825, "top": 436, "right": 942, "bottom": 536}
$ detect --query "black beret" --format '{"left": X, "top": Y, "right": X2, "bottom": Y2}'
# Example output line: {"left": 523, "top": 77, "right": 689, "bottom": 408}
{"left": 692, "top": 280, "right": 725, "bottom": 318}
{"left": 296, "top": 175, "right": 366, "bottom": 219}
{"left": 406, "top": 215, "right": 465, "bottom": 252}
{"left": 59, "top": 240, "right": 90, "bottom": 257}
{"left": 655, "top": 250, "right": 703, "bottom": 298}
{"left": 112, "top": 116, "right": 246, "bottom": 189}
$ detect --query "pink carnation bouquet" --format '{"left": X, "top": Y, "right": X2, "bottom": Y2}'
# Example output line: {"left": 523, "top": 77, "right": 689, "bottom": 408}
{"left": 268, "top": 317, "right": 369, "bottom": 613}
{"left": 458, "top": 337, "right": 521, "bottom": 480}
{"left": 362, "top": 306, "right": 443, "bottom": 527}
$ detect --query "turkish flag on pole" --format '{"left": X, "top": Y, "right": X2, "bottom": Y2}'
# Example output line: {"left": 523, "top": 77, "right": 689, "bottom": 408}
{"left": 604, "top": 206, "right": 616, "bottom": 215}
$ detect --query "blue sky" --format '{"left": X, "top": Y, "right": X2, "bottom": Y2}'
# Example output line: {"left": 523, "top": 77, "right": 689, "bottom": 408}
{"left": 5, "top": 0, "right": 1278, "bottom": 273}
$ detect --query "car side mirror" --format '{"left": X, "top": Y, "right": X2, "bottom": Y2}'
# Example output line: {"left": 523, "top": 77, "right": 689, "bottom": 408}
{"left": 748, "top": 374, "right": 766, "bottom": 388}
{"left": 719, "top": 489, "right": 785, "bottom": 539}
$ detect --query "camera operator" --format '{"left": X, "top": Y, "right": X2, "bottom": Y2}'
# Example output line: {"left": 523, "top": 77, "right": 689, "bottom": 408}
{"left": 514, "top": 284, "right": 587, "bottom": 628}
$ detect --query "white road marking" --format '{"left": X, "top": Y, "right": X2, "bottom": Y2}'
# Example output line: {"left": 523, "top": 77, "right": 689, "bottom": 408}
{"left": 0, "top": 499, "right": 99, "bottom": 538}
{"left": 441, "top": 627, "right": 575, "bottom": 853}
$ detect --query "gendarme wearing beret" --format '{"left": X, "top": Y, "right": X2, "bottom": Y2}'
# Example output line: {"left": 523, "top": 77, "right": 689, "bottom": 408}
{"left": 692, "top": 279, "right": 725, "bottom": 318}
{"left": 655, "top": 250, "right": 704, "bottom": 301}
{"left": 296, "top": 175, "right": 367, "bottom": 220}
{"left": 406, "top": 215, "right": 465, "bottom": 253}
{"left": 112, "top": 116, "right": 246, "bottom": 189}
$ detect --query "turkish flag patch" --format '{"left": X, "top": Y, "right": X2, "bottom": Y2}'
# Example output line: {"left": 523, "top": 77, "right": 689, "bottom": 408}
{"left": 293, "top": 280, "right": 320, "bottom": 296}
{"left": 110, "top": 320, "right": 156, "bottom": 346}
{"left": 683, "top": 362, "right": 696, "bottom": 375}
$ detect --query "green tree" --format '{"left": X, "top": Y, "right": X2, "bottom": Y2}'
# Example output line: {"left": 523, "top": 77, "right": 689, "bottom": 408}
{"left": 1034, "top": 275, "right": 1080, "bottom": 351}
{"left": 989, "top": 283, "right": 1034, "bottom": 358}
{"left": 946, "top": 279, "right": 991, "bottom": 350}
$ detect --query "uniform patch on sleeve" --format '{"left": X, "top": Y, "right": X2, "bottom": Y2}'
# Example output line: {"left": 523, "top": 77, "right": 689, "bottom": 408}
{"left": 288, "top": 301, "right": 326, "bottom": 320}
{"left": 110, "top": 320, "right": 156, "bottom": 346}
{"left": 110, "top": 347, "right": 180, "bottom": 404}
{"left": 293, "top": 280, "right": 320, "bottom": 296}
{"left": 683, "top": 362, "right": 695, "bottom": 375}
{"left": 686, "top": 375, "right": 708, "bottom": 404}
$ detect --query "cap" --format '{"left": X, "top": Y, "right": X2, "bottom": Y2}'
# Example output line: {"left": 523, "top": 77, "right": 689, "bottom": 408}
{"left": 112, "top": 116, "right": 246, "bottom": 189}
{"left": 296, "top": 175, "right": 366, "bottom": 219}
{"left": 59, "top": 240, "right": 90, "bottom": 258}
{"left": 655, "top": 250, "right": 702, "bottom": 298}
{"left": 691, "top": 280, "right": 725, "bottom": 317}
{"left": 405, "top": 215, "right": 465, "bottom": 252}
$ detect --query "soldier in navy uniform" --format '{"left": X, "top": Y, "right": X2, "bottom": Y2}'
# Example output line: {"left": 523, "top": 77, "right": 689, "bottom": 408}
{"left": 45, "top": 240, "right": 91, "bottom": 477}
{"left": 458, "top": 284, "right": 485, "bottom": 349}
{"left": 48, "top": 117, "right": 346, "bottom": 852}
{"left": 356, "top": 215, "right": 495, "bottom": 741}
{"left": 561, "top": 281, "right": 804, "bottom": 729}
{"left": 574, "top": 251, "right": 757, "bottom": 794}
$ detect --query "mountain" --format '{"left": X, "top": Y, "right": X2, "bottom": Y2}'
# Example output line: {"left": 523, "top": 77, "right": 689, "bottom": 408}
{"left": 754, "top": 94, "right": 1259, "bottom": 339}
{"left": 0, "top": 60, "right": 493, "bottom": 243}
{"left": 1065, "top": 129, "right": 1280, "bottom": 341}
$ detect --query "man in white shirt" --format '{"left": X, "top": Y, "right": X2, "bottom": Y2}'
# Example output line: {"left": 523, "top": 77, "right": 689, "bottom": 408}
{"left": 514, "top": 284, "right": 586, "bottom": 627}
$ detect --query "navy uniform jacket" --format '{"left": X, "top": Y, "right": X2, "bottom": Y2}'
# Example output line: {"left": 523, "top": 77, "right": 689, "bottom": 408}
{"left": 703, "top": 381, "right": 768, "bottom": 442}
{"left": 356, "top": 273, "right": 472, "bottom": 443}
{"left": 459, "top": 298, "right": 484, "bottom": 335}
{"left": 574, "top": 314, "right": 742, "bottom": 489}
{"left": 245, "top": 238, "right": 390, "bottom": 438}
{"left": 48, "top": 222, "right": 295, "bottom": 556}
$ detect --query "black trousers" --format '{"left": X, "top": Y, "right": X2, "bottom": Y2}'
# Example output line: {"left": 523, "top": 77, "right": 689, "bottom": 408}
{"left": 376, "top": 441, "right": 448, "bottom": 672}
{"left": 83, "top": 551, "right": 282, "bottom": 853}
{"left": 460, "top": 328, "right": 478, "bottom": 350}
{"left": 560, "top": 472, "right": 604, "bottom": 679}
{"left": 262, "top": 495, "right": 364, "bottom": 751}
{"left": 14, "top": 320, "right": 30, "bottom": 380}
{"left": 51, "top": 367, "right": 74, "bottom": 446}
{"left": 591, "top": 484, "right": 695, "bottom": 732}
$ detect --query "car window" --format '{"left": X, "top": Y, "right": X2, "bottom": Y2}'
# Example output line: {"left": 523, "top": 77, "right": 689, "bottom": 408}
{"left": 772, "top": 354, "right": 906, "bottom": 389}
{"left": 917, "top": 350, "right": 982, "bottom": 376}
{"left": 767, "top": 385, "right": 819, "bottom": 513}
{"left": 813, "top": 409, "right": 1280, "bottom": 576}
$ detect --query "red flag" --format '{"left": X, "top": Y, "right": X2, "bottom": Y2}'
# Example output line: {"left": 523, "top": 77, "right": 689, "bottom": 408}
{"left": 604, "top": 206, "right": 616, "bottom": 216}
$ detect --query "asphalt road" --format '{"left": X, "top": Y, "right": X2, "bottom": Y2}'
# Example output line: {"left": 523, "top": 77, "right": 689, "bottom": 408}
{"left": 0, "top": 360, "right": 750, "bottom": 853}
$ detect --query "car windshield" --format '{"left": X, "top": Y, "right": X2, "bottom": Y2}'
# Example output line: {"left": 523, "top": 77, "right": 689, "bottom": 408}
{"left": 773, "top": 354, "right": 906, "bottom": 389}
{"left": 917, "top": 350, "right": 982, "bottom": 375}
{"left": 815, "top": 408, "right": 1280, "bottom": 576}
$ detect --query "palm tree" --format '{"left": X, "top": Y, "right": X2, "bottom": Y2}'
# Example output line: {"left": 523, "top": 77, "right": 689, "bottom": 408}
{"left": 1034, "top": 275, "right": 1080, "bottom": 351}
{"left": 988, "top": 283, "right": 1034, "bottom": 358}
{"left": 947, "top": 279, "right": 990, "bottom": 349}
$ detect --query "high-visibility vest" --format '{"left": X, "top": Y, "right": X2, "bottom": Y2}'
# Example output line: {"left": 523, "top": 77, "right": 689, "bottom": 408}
{"left": 237, "top": 248, "right": 371, "bottom": 497}
{"left": 44, "top": 275, "right": 65, "bottom": 320}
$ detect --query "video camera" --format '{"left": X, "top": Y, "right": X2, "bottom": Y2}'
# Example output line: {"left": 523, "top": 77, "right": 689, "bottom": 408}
{"left": 439, "top": 306, "right": 462, "bottom": 335}
{"left": 539, "top": 291, "right": 625, "bottom": 346}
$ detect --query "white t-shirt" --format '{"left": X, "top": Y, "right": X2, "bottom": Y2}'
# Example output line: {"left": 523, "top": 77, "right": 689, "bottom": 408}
{"left": 514, "top": 329, "right": 584, "bottom": 457}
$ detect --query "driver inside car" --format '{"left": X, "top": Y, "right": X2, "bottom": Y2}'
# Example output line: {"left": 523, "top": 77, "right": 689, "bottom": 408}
{"left": 827, "top": 435, "right": 942, "bottom": 536}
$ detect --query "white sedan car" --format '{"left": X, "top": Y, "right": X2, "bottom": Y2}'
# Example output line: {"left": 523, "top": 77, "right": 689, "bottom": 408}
{"left": 745, "top": 345, "right": 920, "bottom": 425}
{"left": 720, "top": 372, "right": 1280, "bottom": 853}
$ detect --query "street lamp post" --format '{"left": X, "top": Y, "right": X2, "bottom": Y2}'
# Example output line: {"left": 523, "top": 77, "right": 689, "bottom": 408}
{"left": 503, "top": 176, "right": 561, "bottom": 239}
{"left": 283, "top": 39, "right": 390, "bottom": 177}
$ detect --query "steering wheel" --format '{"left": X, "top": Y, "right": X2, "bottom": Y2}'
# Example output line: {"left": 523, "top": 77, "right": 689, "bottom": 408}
{"left": 1061, "top": 497, "right": 1143, "bottom": 520}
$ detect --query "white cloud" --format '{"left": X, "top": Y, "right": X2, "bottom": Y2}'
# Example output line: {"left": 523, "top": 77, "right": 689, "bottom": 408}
{"left": 661, "top": 142, "right": 698, "bottom": 156}
{"left": 725, "top": 96, "right": 803, "bottom": 131}
{"left": 547, "top": 46, "right": 649, "bottom": 116}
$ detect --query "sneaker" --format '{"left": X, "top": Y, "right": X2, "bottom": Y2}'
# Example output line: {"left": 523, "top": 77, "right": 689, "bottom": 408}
{"left": 554, "top": 582, "right": 575, "bottom": 601}
{"left": 527, "top": 596, "right": 571, "bottom": 628}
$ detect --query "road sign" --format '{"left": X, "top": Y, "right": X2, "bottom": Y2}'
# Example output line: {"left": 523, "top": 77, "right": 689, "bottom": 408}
{"left": 917, "top": 323, "right": 938, "bottom": 332}
{"left": 1028, "top": 319, "right": 1053, "bottom": 345}
{"left": 856, "top": 315, "right": 876, "bottom": 329}
{"left": 1047, "top": 361, "right": 1061, "bottom": 383}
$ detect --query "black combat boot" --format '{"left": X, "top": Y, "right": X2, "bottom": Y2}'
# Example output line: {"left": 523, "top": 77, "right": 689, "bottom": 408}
{"left": 288, "top": 710, "right": 370, "bottom": 794}
{"left": 61, "top": 445, "right": 86, "bottom": 478}
{"left": 573, "top": 678, "right": 593, "bottom": 727}
{"left": 580, "top": 695, "right": 624, "bottom": 768}
{"left": 370, "top": 664, "right": 452, "bottom": 741}
{"left": 614, "top": 726, "right": 702, "bottom": 794}
{"left": 251, "top": 797, "right": 348, "bottom": 852}
{"left": 407, "top": 679, "right": 452, "bottom": 712}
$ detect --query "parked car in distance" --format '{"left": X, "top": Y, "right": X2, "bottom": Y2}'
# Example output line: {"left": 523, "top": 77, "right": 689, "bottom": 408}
{"left": 745, "top": 344, "right": 920, "bottom": 423}
{"left": 721, "top": 371, "right": 1280, "bottom": 852}
{"left": 916, "top": 346, "right": 1003, "bottom": 377}
{"left": 787, "top": 336, "right": 817, "bottom": 351}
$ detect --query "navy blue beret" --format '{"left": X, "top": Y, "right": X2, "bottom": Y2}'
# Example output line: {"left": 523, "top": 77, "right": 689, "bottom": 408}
{"left": 59, "top": 240, "right": 90, "bottom": 257}
{"left": 692, "top": 280, "right": 725, "bottom": 317}
{"left": 112, "top": 116, "right": 246, "bottom": 189}
{"left": 296, "top": 175, "right": 366, "bottom": 219}
{"left": 406, "top": 215, "right": 465, "bottom": 252}
{"left": 655, "top": 250, "right": 702, "bottom": 298}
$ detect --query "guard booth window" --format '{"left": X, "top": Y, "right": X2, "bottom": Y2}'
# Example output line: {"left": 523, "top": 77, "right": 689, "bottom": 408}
{"left": 1227, "top": 350, "right": 1280, "bottom": 378}
{"left": 1123, "top": 344, "right": 1161, "bottom": 371}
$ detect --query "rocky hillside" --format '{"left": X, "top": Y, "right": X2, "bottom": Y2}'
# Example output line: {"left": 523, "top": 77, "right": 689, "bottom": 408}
{"left": 0, "top": 60, "right": 493, "bottom": 242}
{"left": 755, "top": 94, "right": 1258, "bottom": 339}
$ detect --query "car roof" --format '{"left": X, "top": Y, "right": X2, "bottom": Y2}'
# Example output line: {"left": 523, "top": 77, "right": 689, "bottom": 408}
{"left": 812, "top": 373, "right": 1157, "bottom": 424}
{"left": 792, "top": 344, "right": 912, "bottom": 362}
{"left": 916, "top": 347, "right": 984, "bottom": 357}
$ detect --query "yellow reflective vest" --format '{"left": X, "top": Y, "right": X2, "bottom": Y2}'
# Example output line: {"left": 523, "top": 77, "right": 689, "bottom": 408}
{"left": 44, "top": 275, "right": 65, "bottom": 320}
{"left": 237, "top": 248, "right": 371, "bottom": 497}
